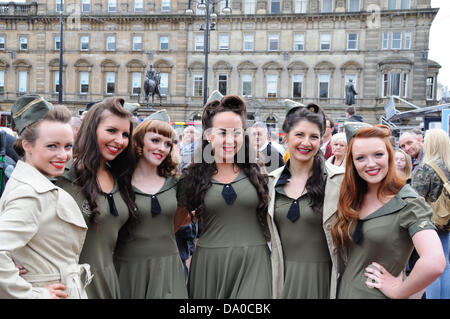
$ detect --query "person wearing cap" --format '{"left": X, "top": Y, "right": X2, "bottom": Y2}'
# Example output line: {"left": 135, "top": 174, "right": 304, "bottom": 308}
{"left": 113, "top": 110, "right": 188, "bottom": 299}
{"left": 0, "top": 94, "right": 92, "bottom": 298}
{"left": 266, "top": 103, "right": 345, "bottom": 299}
{"left": 56, "top": 97, "right": 136, "bottom": 299}
{"left": 331, "top": 123, "right": 445, "bottom": 299}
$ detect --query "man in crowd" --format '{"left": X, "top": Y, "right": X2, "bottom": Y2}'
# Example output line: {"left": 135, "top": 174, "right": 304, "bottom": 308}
{"left": 180, "top": 126, "right": 196, "bottom": 170}
{"left": 251, "top": 122, "right": 284, "bottom": 172}
{"left": 320, "top": 117, "right": 334, "bottom": 160}
{"left": 346, "top": 106, "right": 364, "bottom": 122}
{"left": 399, "top": 130, "right": 424, "bottom": 175}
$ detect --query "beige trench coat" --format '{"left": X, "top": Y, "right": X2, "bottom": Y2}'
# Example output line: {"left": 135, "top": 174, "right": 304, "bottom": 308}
{"left": 0, "top": 160, "right": 92, "bottom": 299}
{"left": 267, "top": 161, "right": 345, "bottom": 299}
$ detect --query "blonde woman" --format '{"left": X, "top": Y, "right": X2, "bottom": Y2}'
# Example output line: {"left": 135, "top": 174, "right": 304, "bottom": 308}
{"left": 412, "top": 128, "right": 450, "bottom": 299}
{"left": 327, "top": 133, "right": 347, "bottom": 167}
{"left": 395, "top": 149, "right": 412, "bottom": 184}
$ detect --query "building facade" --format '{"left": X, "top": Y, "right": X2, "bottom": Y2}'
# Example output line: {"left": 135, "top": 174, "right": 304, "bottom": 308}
{"left": 0, "top": 0, "right": 441, "bottom": 129}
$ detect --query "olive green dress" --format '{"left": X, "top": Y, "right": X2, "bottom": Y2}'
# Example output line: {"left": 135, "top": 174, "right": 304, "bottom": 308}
{"left": 337, "top": 185, "right": 436, "bottom": 299}
{"left": 274, "top": 166, "right": 331, "bottom": 299}
{"left": 179, "top": 171, "right": 272, "bottom": 299}
{"left": 57, "top": 167, "right": 129, "bottom": 299}
{"left": 113, "top": 176, "right": 188, "bottom": 299}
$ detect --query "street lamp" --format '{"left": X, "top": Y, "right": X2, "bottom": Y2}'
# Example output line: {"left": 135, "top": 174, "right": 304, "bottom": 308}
{"left": 186, "top": 0, "right": 231, "bottom": 106}
{"left": 58, "top": 7, "right": 63, "bottom": 104}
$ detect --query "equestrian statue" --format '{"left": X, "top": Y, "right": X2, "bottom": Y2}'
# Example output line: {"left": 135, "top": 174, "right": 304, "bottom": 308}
{"left": 143, "top": 64, "right": 162, "bottom": 108}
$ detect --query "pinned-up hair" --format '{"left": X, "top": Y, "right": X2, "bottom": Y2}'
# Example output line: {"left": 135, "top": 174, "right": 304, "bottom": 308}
{"left": 202, "top": 95, "right": 247, "bottom": 130}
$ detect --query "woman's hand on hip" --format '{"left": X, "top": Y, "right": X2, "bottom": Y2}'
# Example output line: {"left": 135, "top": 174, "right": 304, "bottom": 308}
{"left": 45, "top": 283, "right": 68, "bottom": 299}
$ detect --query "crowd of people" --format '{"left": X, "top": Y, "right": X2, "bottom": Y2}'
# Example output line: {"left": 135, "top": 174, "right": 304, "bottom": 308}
{"left": 0, "top": 92, "right": 448, "bottom": 299}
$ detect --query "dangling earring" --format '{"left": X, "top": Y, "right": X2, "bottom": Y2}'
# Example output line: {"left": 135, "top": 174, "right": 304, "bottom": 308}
{"left": 137, "top": 146, "right": 143, "bottom": 158}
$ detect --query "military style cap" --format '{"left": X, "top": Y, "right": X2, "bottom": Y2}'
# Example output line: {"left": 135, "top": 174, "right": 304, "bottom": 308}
{"left": 284, "top": 99, "right": 305, "bottom": 116}
{"left": 144, "top": 109, "right": 170, "bottom": 123}
{"left": 124, "top": 102, "right": 140, "bottom": 113}
{"left": 11, "top": 94, "right": 53, "bottom": 134}
{"left": 344, "top": 121, "right": 372, "bottom": 144}
{"left": 207, "top": 90, "right": 224, "bottom": 104}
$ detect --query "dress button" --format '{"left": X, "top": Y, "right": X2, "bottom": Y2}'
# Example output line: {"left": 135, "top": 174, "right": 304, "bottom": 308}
{"left": 332, "top": 248, "right": 337, "bottom": 254}
{"left": 326, "top": 224, "right": 331, "bottom": 230}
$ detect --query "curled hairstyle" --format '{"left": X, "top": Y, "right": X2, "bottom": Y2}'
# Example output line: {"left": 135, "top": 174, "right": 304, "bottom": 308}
{"left": 73, "top": 97, "right": 136, "bottom": 225}
{"left": 331, "top": 125, "right": 405, "bottom": 248}
{"left": 14, "top": 105, "right": 72, "bottom": 158}
{"left": 132, "top": 119, "right": 179, "bottom": 178}
{"left": 282, "top": 103, "right": 327, "bottom": 214}
{"left": 182, "top": 95, "right": 271, "bottom": 241}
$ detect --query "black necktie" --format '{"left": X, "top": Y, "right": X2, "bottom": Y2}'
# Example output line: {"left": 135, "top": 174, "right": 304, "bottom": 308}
{"left": 287, "top": 200, "right": 300, "bottom": 222}
{"left": 106, "top": 193, "right": 119, "bottom": 217}
{"left": 151, "top": 195, "right": 162, "bottom": 216}
{"left": 222, "top": 184, "right": 237, "bottom": 205}
{"left": 352, "top": 219, "right": 364, "bottom": 244}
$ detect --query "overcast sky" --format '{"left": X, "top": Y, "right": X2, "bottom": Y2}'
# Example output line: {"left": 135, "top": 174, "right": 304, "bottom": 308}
{"left": 430, "top": 0, "right": 450, "bottom": 89}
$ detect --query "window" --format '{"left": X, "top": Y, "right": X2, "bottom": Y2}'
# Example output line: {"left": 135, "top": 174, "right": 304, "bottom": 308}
{"left": 19, "top": 71, "right": 27, "bottom": 93}
{"left": 243, "top": 34, "right": 254, "bottom": 51}
{"left": 267, "top": 75, "right": 277, "bottom": 98}
{"left": 391, "top": 32, "right": 401, "bottom": 49}
{"left": 245, "top": 0, "right": 256, "bottom": 14}
{"left": 54, "top": 71, "right": 60, "bottom": 93}
{"left": 218, "top": 74, "right": 227, "bottom": 95}
{"left": 0, "top": 71, "right": 4, "bottom": 95}
{"left": 426, "top": 76, "right": 434, "bottom": 100}
{"left": 0, "top": 37, "right": 4, "bottom": 50}
{"left": 404, "top": 32, "right": 411, "bottom": 49}
{"left": 319, "top": 74, "right": 329, "bottom": 98}
{"left": 347, "top": 33, "right": 358, "bottom": 50}
{"left": 106, "top": 72, "right": 115, "bottom": 94}
{"left": 80, "top": 72, "right": 89, "bottom": 93}
{"left": 293, "top": 74, "right": 303, "bottom": 98}
{"left": 108, "top": 0, "right": 116, "bottom": 12}
{"left": 193, "top": 74, "right": 203, "bottom": 96}
{"left": 133, "top": 36, "right": 142, "bottom": 51}
{"left": 388, "top": 0, "right": 396, "bottom": 9}
{"left": 134, "top": 0, "right": 143, "bottom": 12}
{"left": 132, "top": 72, "right": 141, "bottom": 95}
{"left": 160, "top": 73, "right": 168, "bottom": 95}
{"left": 56, "top": 0, "right": 63, "bottom": 12}
{"left": 294, "top": 33, "right": 304, "bottom": 51}
{"left": 219, "top": 34, "right": 229, "bottom": 50}
{"left": 321, "top": 0, "right": 333, "bottom": 12}
{"left": 320, "top": 33, "right": 331, "bottom": 51}
{"left": 82, "top": 0, "right": 90, "bottom": 12}
{"left": 401, "top": 0, "right": 410, "bottom": 9}
{"left": 161, "top": 0, "right": 170, "bottom": 11}
{"left": 390, "top": 72, "right": 401, "bottom": 96}
{"left": 294, "top": 0, "right": 307, "bottom": 13}
{"left": 382, "top": 73, "right": 388, "bottom": 97}
{"left": 348, "top": 0, "right": 359, "bottom": 11}
{"left": 80, "top": 36, "right": 89, "bottom": 50}
{"left": 271, "top": 0, "right": 281, "bottom": 14}
{"left": 195, "top": 34, "right": 204, "bottom": 51}
{"left": 402, "top": 73, "right": 408, "bottom": 97}
{"left": 382, "top": 32, "right": 389, "bottom": 49}
{"left": 19, "top": 37, "right": 27, "bottom": 50}
{"left": 55, "top": 36, "right": 61, "bottom": 50}
{"left": 242, "top": 74, "right": 252, "bottom": 96}
{"left": 106, "top": 36, "right": 115, "bottom": 51}
{"left": 160, "top": 36, "right": 169, "bottom": 50}
{"left": 268, "top": 34, "right": 279, "bottom": 51}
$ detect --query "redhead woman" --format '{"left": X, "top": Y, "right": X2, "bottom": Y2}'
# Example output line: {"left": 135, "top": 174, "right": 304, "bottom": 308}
{"left": 331, "top": 123, "right": 445, "bottom": 299}
{"left": 175, "top": 95, "right": 272, "bottom": 299}
{"left": 113, "top": 110, "right": 188, "bottom": 299}
{"left": 0, "top": 94, "right": 91, "bottom": 298}
{"left": 267, "top": 104, "right": 344, "bottom": 299}
{"left": 57, "top": 97, "right": 136, "bottom": 299}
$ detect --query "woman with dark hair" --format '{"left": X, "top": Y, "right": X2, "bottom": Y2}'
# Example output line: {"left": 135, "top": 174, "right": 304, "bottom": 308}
{"left": 0, "top": 94, "right": 91, "bottom": 298}
{"left": 57, "top": 97, "right": 136, "bottom": 299}
{"left": 267, "top": 103, "right": 344, "bottom": 299}
{"left": 113, "top": 110, "right": 188, "bottom": 299}
{"left": 331, "top": 123, "right": 445, "bottom": 299}
{"left": 175, "top": 95, "right": 272, "bottom": 299}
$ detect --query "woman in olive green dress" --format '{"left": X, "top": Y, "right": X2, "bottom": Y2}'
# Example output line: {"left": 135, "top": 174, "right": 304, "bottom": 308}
{"left": 175, "top": 95, "right": 272, "bottom": 299}
{"left": 267, "top": 103, "right": 344, "bottom": 299}
{"left": 57, "top": 97, "right": 136, "bottom": 299}
{"left": 331, "top": 123, "right": 445, "bottom": 299}
{"left": 114, "top": 110, "right": 188, "bottom": 299}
